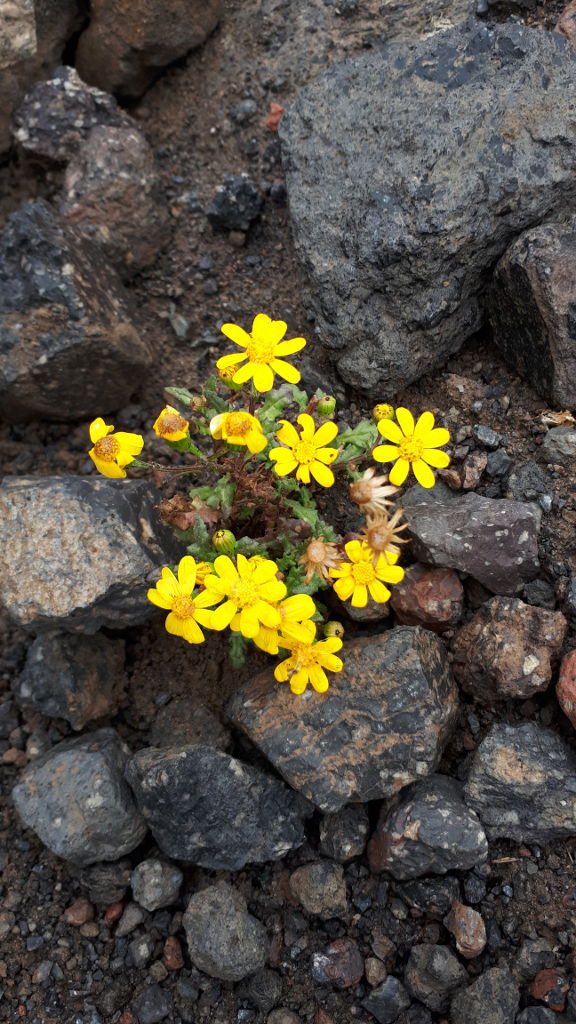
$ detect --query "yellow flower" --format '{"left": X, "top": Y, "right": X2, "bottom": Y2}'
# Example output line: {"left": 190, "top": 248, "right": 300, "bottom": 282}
{"left": 269, "top": 414, "right": 339, "bottom": 487}
{"left": 373, "top": 403, "right": 394, "bottom": 423}
{"left": 373, "top": 408, "right": 450, "bottom": 488}
{"left": 204, "top": 553, "right": 287, "bottom": 639}
{"left": 298, "top": 536, "right": 340, "bottom": 584}
{"left": 253, "top": 594, "right": 317, "bottom": 655}
{"left": 349, "top": 467, "right": 398, "bottom": 516}
{"left": 153, "top": 405, "right": 190, "bottom": 441}
{"left": 195, "top": 561, "right": 214, "bottom": 586}
{"left": 88, "top": 417, "right": 144, "bottom": 479}
{"left": 216, "top": 313, "right": 306, "bottom": 393}
{"left": 210, "top": 410, "right": 267, "bottom": 454}
{"left": 274, "top": 636, "right": 344, "bottom": 695}
{"left": 147, "top": 556, "right": 219, "bottom": 644}
{"left": 329, "top": 539, "right": 405, "bottom": 607}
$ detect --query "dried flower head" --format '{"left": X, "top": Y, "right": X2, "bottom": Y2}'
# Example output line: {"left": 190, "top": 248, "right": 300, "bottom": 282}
{"left": 349, "top": 467, "right": 398, "bottom": 516}
{"left": 360, "top": 509, "right": 409, "bottom": 564}
{"left": 298, "top": 536, "right": 340, "bottom": 584}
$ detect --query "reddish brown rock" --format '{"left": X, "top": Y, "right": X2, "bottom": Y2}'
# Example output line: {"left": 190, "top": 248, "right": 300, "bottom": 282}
{"left": 444, "top": 901, "right": 486, "bottom": 959}
{"left": 390, "top": 564, "right": 464, "bottom": 633}
{"left": 227, "top": 627, "right": 459, "bottom": 813}
{"left": 452, "top": 597, "right": 566, "bottom": 703}
{"left": 103, "top": 902, "right": 124, "bottom": 925}
{"left": 76, "top": 0, "right": 222, "bottom": 98}
{"left": 461, "top": 453, "right": 488, "bottom": 490}
{"left": 556, "top": 650, "right": 576, "bottom": 729}
{"left": 311, "top": 938, "right": 364, "bottom": 988}
{"left": 63, "top": 898, "right": 94, "bottom": 926}
{"left": 557, "top": 2, "right": 576, "bottom": 49}
{"left": 163, "top": 935, "right": 184, "bottom": 971}
{"left": 529, "top": 967, "right": 569, "bottom": 1011}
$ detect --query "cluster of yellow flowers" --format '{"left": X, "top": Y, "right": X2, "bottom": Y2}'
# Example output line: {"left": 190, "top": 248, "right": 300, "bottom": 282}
{"left": 86, "top": 312, "right": 451, "bottom": 696}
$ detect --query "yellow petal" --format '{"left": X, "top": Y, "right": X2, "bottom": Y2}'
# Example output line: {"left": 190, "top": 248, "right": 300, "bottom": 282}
{"left": 351, "top": 584, "right": 368, "bottom": 608}
{"left": 310, "top": 460, "right": 335, "bottom": 487}
{"left": 260, "top": 579, "right": 287, "bottom": 602}
{"left": 177, "top": 556, "right": 197, "bottom": 588}
{"left": 89, "top": 452, "right": 126, "bottom": 478}
{"left": 422, "top": 448, "right": 450, "bottom": 469}
{"left": 217, "top": 351, "right": 248, "bottom": 367}
{"left": 274, "top": 336, "right": 307, "bottom": 357}
{"left": 389, "top": 458, "right": 411, "bottom": 486}
{"left": 147, "top": 588, "right": 173, "bottom": 610}
{"left": 275, "top": 420, "right": 300, "bottom": 448}
{"left": 377, "top": 419, "right": 403, "bottom": 444}
{"left": 240, "top": 606, "right": 260, "bottom": 638}
{"left": 210, "top": 600, "right": 237, "bottom": 630}
{"left": 89, "top": 417, "right": 114, "bottom": 443}
{"left": 368, "top": 579, "right": 390, "bottom": 603}
{"left": 270, "top": 358, "right": 301, "bottom": 384}
{"left": 114, "top": 432, "right": 144, "bottom": 457}
{"left": 344, "top": 539, "right": 363, "bottom": 561}
{"left": 165, "top": 612, "right": 185, "bottom": 637}
{"left": 290, "top": 669, "right": 309, "bottom": 695}
{"left": 252, "top": 313, "right": 286, "bottom": 344}
{"left": 310, "top": 665, "right": 329, "bottom": 693}
{"left": 252, "top": 362, "right": 274, "bottom": 392}
{"left": 317, "top": 637, "right": 343, "bottom": 655}
{"left": 194, "top": 608, "right": 216, "bottom": 627}
{"left": 274, "top": 658, "right": 291, "bottom": 682}
{"left": 182, "top": 618, "right": 205, "bottom": 644}
{"left": 333, "top": 576, "right": 355, "bottom": 601}
{"left": 297, "top": 413, "right": 315, "bottom": 440}
{"left": 395, "top": 407, "right": 415, "bottom": 436}
{"left": 232, "top": 361, "right": 255, "bottom": 385}
{"left": 413, "top": 459, "right": 436, "bottom": 488}
{"left": 321, "top": 654, "right": 343, "bottom": 673}
{"left": 421, "top": 427, "right": 451, "bottom": 448}
{"left": 414, "top": 411, "right": 435, "bottom": 437}
{"left": 213, "top": 555, "right": 237, "bottom": 580}
{"left": 372, "top": 444, "right": 400, "bottom": 464}
{"left": 255, "top": 600, "right": 281, "bottom": 628}
{"left": 314, "top": 447, "right": 338, "bottom": 465}
{"left": 281, "top": 594, "right": 316, "bottom": 620}
{"left": 210, "top": 413, "right": 224, "bottom": 437}
{"left": 247, "top": 430, "right": 268, "bottom": 454}
{"left": 377, "top": 564, "right": 405, "bottom": 585}
{"left": 220, "top": 322, "right": 251, "bottom": 347}
{"left": 252, "top": 559, "right": 280, "bottom": 584}
{"left": 313, "top": 421, "right": 339, "bottom": 448}
{"left": 271, "top": 458, "right": 298, "bottom": 477}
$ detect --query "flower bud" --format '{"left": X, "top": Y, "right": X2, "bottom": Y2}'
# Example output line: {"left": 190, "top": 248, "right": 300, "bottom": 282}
{"left": 218, "top": 364, "right": 243, "bottom": 390}
{"left": 324, "top": 620, "right": 345, "bottom": 639}
{"left": 317, "top": 394, "right": 336, "bottom": 416}
{"left": 373, "top": 403, "right": 394, "bottom": 423}
{"left": 212, "top": 529, "right": 236, "bottom": 554}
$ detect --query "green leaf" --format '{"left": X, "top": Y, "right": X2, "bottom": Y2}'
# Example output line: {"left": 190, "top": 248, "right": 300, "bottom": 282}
{"left": 235, "top": 536, "right": 269, "bottom": 557}
{"left": 204, "top": 376, "right": 229, "bottom": 413}
{"left": 287, "top": 383, "right": 309, "bottom": 411}
{"left": 283, "top": 497, "right": 319, "bottom": 532}
{"left": 164, "top": 386, "right": 195, "bottom": 407}
{"left": 335, "top": 418, "right": 378, "bottom": 463}
{"left": 229, "top": 633, "right": 248, "bottom": 668}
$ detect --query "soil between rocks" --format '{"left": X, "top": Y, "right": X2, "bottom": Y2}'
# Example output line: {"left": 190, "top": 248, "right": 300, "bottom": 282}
{"left": 2, "top": 1, "right": 576, "bottom": 1022}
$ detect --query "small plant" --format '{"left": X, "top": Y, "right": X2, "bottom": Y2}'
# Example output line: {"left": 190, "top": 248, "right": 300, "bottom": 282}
{"left": 87, "top": 313, "right": 450, "bottom": 694}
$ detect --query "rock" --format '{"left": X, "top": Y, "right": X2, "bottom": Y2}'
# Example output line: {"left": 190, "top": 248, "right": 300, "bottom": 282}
{"left": 390, "top": 564, "right": 464, "bottom": 633}
{"left": 0, "top": 0, "right": 36, "bottom": 68}
{"left": 451, "top": 597, "right": 567, "bottom": 703}
{"left": 522, "top": 579, "right": 556, "bottom": 610}
{"left": 362, "top": 976, "right": 411, "bottom": 1024}
{"left": 0, "top": 476, "right": 179, "bottom": 633}
{"left": 461, "top": 453, "right": 488, "bottom": 491}
{"left": 318, "top": 805, "right": 369, "bottom": 862}
{"left": 486, "top": 450, "right": 513, "bottom": 481}
{"left": 289, "top": 861, "right": 347, "bottom": 918}
{"left": 183, "top": 882, "right": 267, "bottom": 981}
{"left": 15, "top": 631, "right": 125, "bottom": 730}
{"left": 227, "top": 627, "right": 458, "bottom": 813}
{"left": 163, "top": 935, "right": 184, "bottom": 971}
{"left": 125, "top": 744, "right": 308, "bottom": 869}
{"left": 131, "top": 984, "right": 171, "bottom": 1024}
{"left": 538, "top": 427, "right": 576, "bottom": 467}
{"left": 0, "top": 199, "right": 152, "bottom": 422}
{"left": 130, "top": 859, "right": 183, "bottom": 912}
{"left": 529, "top": 968, "right": 569, "bottom": 1012}
{"left": 280, "top": 21, "right": 576, "bottom": 396}
{"left": 245, "top": 969, "right": 282, "bottom": 1013}
{"left": 339, "top": 593, "right": 390, "bottom": 623}
{"left": 505, "top": 462, "right": 551, "bottom": 503}
{"left": 78, "top": 859, "right": 132, "bottom": 905}
{"left": 472, "top": 425, "right": 502, "bottom": 450}
{"left": 129, "top": 934, "right": 155, "bottom": 968}
{"left": 489, "top": 219, "right": 576, "bottom": 407}
{"left": 75, "top": 0, "right": 221, "bottom": 97}
{"left": 60, "top": 126, "right": 170, "bottom": 277}
{"left": 207, "top": 174, "right": 263, "bottom": 232}
{"left": 444, "top": 901, "right": 486, "bottom": 959}
{"left": 557, "top": 0, "right": 576, "bottom": 47}
{"left": 63, "top": 898, "right": 95, "bottom": 926}
{"left": 148, "top": 700, "right": 231, "bottom": 752}
{"left": 311, "top": 938, "right": 363, "bottom": 988}
{"left": 267, "top": 1012, "right": 301, "bottom": 1024}
{"left": 365, "top": 958, "right": 387, "bottom": 987}
{"left": 367, "top": 774, "right": 487, "bottom": 879}
{"left": 516, "top": 1009, "right": 561, "bottom": 1024}
{"left": 396, "top": 876, "right": 461, "bottom": 921}
{"left": 464, "top": 722, "right": 576, "bottom": 843}
{"left": 513, "top": 938, "right": 556, "bottom": 983}
{"left": 557, "top": 651, "right": 576, "bottom": 729}
{"left": 450, "top": 967, "right": 519, "bottom": 1024}
{"left": 12, "top": 728, "right": 147, "bottom": 865}
{"left": 12, "top": 66, "right": 134, "bottom": 163}
{"left": 404, "top": 944, "right": 467, "bottom": 1012}
{"left": 406, "top": 493, "right": 540, "bottom": 595}
{"left": 116, "top": 902, "right": 146, "bottom": 937}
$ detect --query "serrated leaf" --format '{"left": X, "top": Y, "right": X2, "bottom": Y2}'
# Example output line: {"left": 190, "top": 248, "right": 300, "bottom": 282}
{"left": 164, "top": 386, "right": 195, "bottom": 407}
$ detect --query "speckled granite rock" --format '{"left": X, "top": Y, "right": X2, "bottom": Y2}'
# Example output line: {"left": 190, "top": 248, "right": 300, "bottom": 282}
{"left": 0, "top": 476, "right": 179, "bottom": 633}
{"left": 15, "top": 631, "right": 125, "bottom": 729}
{"left": 12, "top": 728, "right": 146, "bottom": 865}
{"left": 0, "top": 199, "right": 151, "bottom": 421}
{"left": 406, "top": 493, "right": 540, "bottom": 595}
{"left": 227, "top": 627, "right": 458, "bottom": 813}
{"left": 183, "top": 882, "right": 267, "bottom": 981}
{"left": 125, "top": 744, "right": 309, "bottom": 869}
{"left": 464, "top": 722, "right": 576, "bottom": 843}
{"left": 451, "top": 597, "right": 566, "bottom": 702}
{"left": 368, "top": 775, "right": 487, "bottom": 879}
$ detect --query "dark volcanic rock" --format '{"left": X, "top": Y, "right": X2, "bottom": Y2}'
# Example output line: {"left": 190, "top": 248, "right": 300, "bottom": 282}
{"left": 148, "top": 700, "right": 232, "bottom": 751}
{"left": 319, "top": 804, "right": 370, "bottom": 862}
{"left": 406, "top": 493, "right": 540, "bottom": 595}
{"left": 207, "top": 173, "right": 263, "bottom": 232}
{"left": 12, "top": 66, "right": 134, "bottom": 163}
{"left": 280, "top": 20, "right": 576, "bottom": 396}
{"left": 362, "top": 976, "right": 411, "bottom": 1024}
{"left": 367, "top": 774, "right": 487, "bottom": 878}
{"left": 312, "top": 938, "right": 364, "bottom": 989}
{"left": 0, "top": 476, "right": 179, "bottom": 633}
{"left": 464, "top": 722, "right": 576, "bottom": 843}
{"left": 227, "top": 628, "right": 459, "bottom": 813}
{"left": 451, "top": 597, "right": 567, "bottom": 702}
{"left": 538, "top": 427, "right": 576, "bottom": 467}
{"left": 0, "top": 200, "right": 152, "bottom": 422}
{"left": 78, "top": 859, "right": 132, "bottom": 905}
{"left": 450, "top": 967, "right": 519, "bottom": 1024}
{"left": 12, "top": 728, "right": 146, "bottom": 865}
{"left": 125, "top": 744, "right": 308, "bottom": 869}
{"left": 404, "top": 944, "right": 467, "bottom": 1012}
{"left": 183, "top": 882, "right": 267, "bottom": 981}
{"left": 397, "top": 876, "right": 461, "bottom": 921}
{"left": 15, "top": 631, "right": 125, "bottom": 729}
{"left": 489, "top": 218, "right": 576, "bottom": 407}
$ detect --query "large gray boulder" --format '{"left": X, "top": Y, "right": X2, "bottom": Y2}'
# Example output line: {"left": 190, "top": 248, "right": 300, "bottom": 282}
{"left": 280, "top": 20, "right": 576, "bottom": 396}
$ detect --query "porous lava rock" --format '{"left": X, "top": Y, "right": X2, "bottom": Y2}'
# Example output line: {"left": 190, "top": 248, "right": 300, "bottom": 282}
{"left": 0, "top": 476, "right": 179, "bottom": 633}
{"left": 15, "top": 631, "right": 125, "bottom": 730}
{"left": 182, "top": 882, "right": 267, "bottom": 982}
{"left": 450, "top": 967, "right": 519, "bottom": 1024}
{"left": 405, "top": 493, "right": 540, "bottom": 595}
{"left": 60, "top": 125, "right": 170, "bottom": 277}
{"left": 280, "top": 20, "right": 576, "bottom": 395}
{"left": 367, "top": 774, "right": 487, "bottom": 879}
{"left": 75, "top": 0, "right": 222, "bottom": 98}
{"left": 227, "top": 627, "right": 458, "bottom": 813}
{"left": 12, "top": 728, "right": 147, "bottom": 864}
{"left": 464, "top": 722, "right": 576, "bottom": 843}
{"left": 390, "top": 564, "right": 464, "bottom": 632}
{"left": 125, "top": 744, "right": 309, "bottom": 869}
{"left": 489, "top": 218, "right": 576, "bottom": 407}
{"left": 362, "top": 976, "right": 411, "bottom": 1023}
{"left": 0, "top": 200, "right": 152, "bottom": 422}
{"left": 451, "top": 597, "right": 567, "bottom": 702}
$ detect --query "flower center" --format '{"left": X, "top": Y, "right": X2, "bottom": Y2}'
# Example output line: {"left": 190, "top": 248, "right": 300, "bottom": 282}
{"left": 294, "top": 440, "right": 317, "bottom": 465}
{"left": 292, "top": 643, "right": 317, "bottom": 669}
{"left": 351, "top": 562, "right": 376, "bottom": 585}
{"left": 398, "top": 436, "right": 423, "bottom": 462}
{"left": 230, "top": 579, "right": 258, "bottom": 608}
{"left": 93, "top": 436, "right": 120, "bottom": 461}
{"left": 366, "top": 525, "right": 392, "bottom": 551}
{"left": 172, "top": 595, "right": 196, "bottom": 619}
{"left": 159, "top": 413, "right": 186, "bottom": 435}
{"left": 307, "top": 540, "right": 328, "bottom": 564}
{"left": 225, "top": 413, "right": 252, "bottom": 436}
{"left": 246, "top": 336, "right": 276, "bottom": 364}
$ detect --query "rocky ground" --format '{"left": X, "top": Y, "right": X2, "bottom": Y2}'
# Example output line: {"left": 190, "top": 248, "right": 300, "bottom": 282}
{"left": 2, "top": 1, "right": 576, "bottom": 1023}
